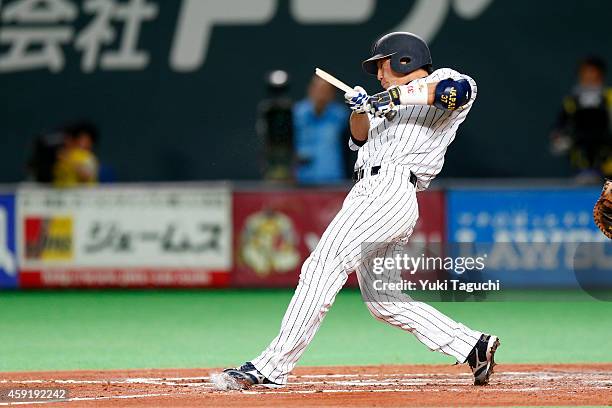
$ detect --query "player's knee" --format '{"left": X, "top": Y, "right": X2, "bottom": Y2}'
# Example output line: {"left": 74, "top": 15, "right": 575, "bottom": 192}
{"left": 298, "top": 254, "right": 347, "bottom": 286}
{"left": 298, "top": 255, "right": 318, "bottom": 285}
{"left": 434, "top": 78, "right": 471, "bottom": 111}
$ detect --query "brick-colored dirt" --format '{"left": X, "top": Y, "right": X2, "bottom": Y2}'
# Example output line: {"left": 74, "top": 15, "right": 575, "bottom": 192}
{"left": 1, "top": 364, "right": 611, "bottom": 407}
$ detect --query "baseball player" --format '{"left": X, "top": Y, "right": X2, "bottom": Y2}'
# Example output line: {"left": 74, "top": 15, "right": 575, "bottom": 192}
{"left": 223, "top": 32, "right": 500, "bottom": 388}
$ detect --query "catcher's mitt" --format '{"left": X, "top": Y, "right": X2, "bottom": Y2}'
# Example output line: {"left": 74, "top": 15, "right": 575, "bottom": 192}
{"left": 593, "top": 179, "right": 612, "bottom": 239}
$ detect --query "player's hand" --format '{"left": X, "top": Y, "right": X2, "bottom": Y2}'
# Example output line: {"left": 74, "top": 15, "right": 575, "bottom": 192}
{"left": 344, "top": 86, "right": 369, "bottom": 114}
{"left": 367, "top": 88, "right": 398, "bottom": 118}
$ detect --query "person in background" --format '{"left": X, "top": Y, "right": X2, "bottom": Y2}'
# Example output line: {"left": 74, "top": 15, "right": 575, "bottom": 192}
{"left": 53, "top": 122, "right": 99, "bottom": 188}
{"left": 257, "top": 70, "right": 295, "bottom": 182}
{"left": 551, "top": 56, "right": 612, "bottom": 182}
{"left": 293, "top": 75, "right": 349, "bottom": 184}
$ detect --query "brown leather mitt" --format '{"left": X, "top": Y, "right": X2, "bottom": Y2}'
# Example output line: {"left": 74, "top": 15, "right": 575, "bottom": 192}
{"left": 593, "top": 179, "right": 612, "bottom": 239}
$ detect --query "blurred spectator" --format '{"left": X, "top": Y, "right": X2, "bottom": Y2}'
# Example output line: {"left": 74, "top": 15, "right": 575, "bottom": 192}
{"left": 551, "top": 56, "right": 612, "bottom": 182}
{"left": 53, "top": 122, "right": 99, "bottom": 188}
{"left": 257, "top": 70, "right": 294, "bottom": 182}
{"left": 293, "top": 75, "right": 349, "bottom": 184}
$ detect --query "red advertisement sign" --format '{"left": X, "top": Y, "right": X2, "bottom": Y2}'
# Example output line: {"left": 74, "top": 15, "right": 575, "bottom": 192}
{"left": 232, "top": 189, "right": 446, "bottom": 288}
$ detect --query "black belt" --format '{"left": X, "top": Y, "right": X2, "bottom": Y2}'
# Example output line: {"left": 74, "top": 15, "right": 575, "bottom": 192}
{"left": 352, "top": 165, "right": 417, "bottom": 186}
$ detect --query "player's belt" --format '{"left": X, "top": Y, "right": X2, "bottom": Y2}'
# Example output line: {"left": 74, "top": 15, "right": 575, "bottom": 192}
{"left": 352, "top": 165, "right": 417, "bottom": 186}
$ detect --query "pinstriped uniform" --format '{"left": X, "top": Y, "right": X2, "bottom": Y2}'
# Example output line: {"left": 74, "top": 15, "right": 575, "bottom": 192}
{"left": 252, "top": 68, "right": 481, "bottom": 385}
{"left": 352, "top": 68, "right": 477, "bottom": 191}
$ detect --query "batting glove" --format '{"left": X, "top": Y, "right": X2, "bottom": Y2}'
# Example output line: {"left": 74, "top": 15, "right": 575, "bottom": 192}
{"left": 344, "top": 86, "right": 369, "bottom": 114}
{"left": 367, "top": 87, "right": 400, "bottom": 118}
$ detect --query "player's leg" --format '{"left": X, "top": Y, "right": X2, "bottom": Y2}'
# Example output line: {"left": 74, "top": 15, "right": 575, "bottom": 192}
{"left": 248, "top": 194, "right": 361, "bottom": 384}
{"left": 355, "top": 226, "right": 500, "bottom": 385}
{"left": 356, "top": 244, "right": 481, "bottom": 364}
{"left": 249, "top": 173, "right": 419, "bottom": 385}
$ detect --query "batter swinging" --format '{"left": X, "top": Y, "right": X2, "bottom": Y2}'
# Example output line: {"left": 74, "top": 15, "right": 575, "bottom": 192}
{"left": 223, "top": 32, "right": 500, "bottom": 388}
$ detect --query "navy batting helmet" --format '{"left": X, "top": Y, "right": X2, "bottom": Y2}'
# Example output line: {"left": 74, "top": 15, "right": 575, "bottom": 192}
{"left": 362, "top": 32, "right": 432, "bottom": 76}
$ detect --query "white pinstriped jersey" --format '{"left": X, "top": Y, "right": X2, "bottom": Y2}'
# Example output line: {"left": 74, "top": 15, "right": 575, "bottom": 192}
{"left": 349, "top": 68, "right": 477, "bottom": 191}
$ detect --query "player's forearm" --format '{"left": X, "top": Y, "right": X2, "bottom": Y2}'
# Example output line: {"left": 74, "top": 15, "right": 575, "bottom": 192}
{"left": 387, "top": 82, "right": 435, "bottom": 106}
{"left": 391, "top": 79, "right": 471, "bottom": 110}
{"left": 349, "top": 112, "right": 369, "bottom": 142}
{"left": 404, "top": 82, "right": 436, "bottom": 105}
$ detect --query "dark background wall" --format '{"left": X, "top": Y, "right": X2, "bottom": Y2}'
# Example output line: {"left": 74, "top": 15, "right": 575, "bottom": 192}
{"left": 1, "top": 0, "right": 610, "bottom": 182}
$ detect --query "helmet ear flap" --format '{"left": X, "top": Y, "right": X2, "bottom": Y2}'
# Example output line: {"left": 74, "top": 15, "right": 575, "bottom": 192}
{"left": 399, "top": 56, "right": 412, "bottom": 65}
{"left": 390, "top": 54, "right": 413, "bottom": 75}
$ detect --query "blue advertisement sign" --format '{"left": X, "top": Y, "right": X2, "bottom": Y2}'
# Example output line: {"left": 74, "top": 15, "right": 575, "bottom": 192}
{"left": 0, "top": 194, "right": 17, "bottom": 289}
{"left": 446, "top": 188, "right": 609, "bottom": 287}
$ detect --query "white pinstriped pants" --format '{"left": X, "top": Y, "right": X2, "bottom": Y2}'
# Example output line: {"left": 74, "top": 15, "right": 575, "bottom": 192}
{"left": 252, "top": 167, "right": 481, "bottom": 385}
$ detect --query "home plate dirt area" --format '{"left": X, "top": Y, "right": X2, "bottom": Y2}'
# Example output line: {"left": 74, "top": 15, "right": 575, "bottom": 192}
{"left": 1, "top": 364, "right": 611, "bottom": 407}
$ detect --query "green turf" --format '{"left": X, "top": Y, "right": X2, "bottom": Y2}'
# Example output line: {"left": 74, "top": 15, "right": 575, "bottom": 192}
{"left": 0, "top": 289, "right": 610, "bottom": 372}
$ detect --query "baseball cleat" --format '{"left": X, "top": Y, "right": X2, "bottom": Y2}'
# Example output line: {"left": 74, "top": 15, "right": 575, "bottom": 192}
{"left": 222, "top": 362, "right": 278, "bottom": 389}
{"left": 467, "top": 334, "right": 500, "bottom": 385}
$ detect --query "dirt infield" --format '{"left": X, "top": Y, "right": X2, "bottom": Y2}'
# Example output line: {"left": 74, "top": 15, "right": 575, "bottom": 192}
{"left": 1, "top": 364, "right": 611, "bottom": 407}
